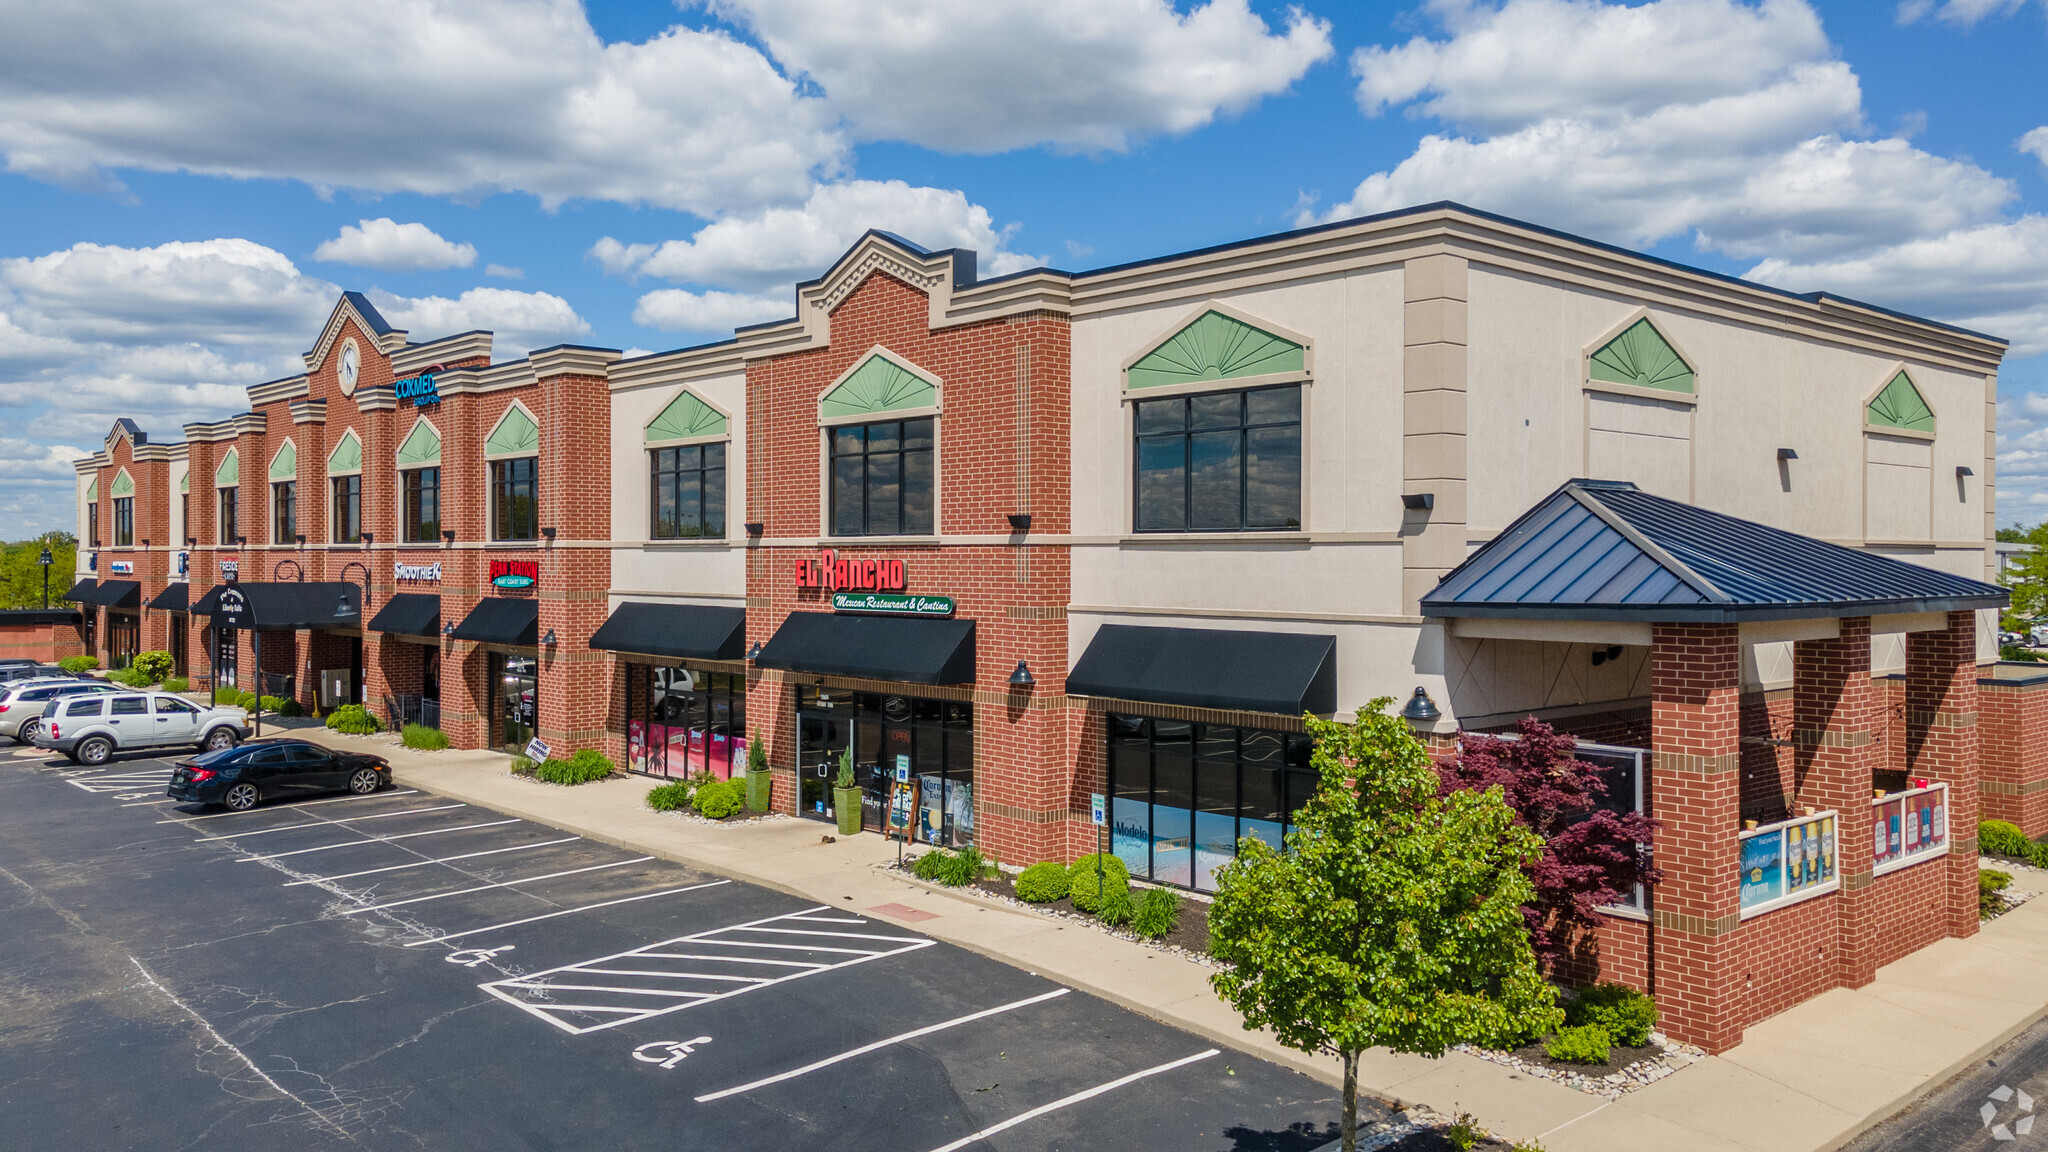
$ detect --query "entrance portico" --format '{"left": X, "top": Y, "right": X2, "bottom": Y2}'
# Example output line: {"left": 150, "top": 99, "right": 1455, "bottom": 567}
{"left": 1425, "top": 479, "right": 2005, "bottom": 1052}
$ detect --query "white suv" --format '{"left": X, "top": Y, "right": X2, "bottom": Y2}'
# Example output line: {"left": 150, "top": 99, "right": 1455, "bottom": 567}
{"left": 34, "top": 692, "right": 251, "bottom": 765}
{"left": 0, "top": 678, "right": 119, "bottom": 742}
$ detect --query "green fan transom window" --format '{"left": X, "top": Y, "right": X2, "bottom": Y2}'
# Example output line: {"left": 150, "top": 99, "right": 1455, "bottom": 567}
{"left": 85, "top": 477, "right": 98, "bottom": 501}
{"left": 328, "top": 430, "right": 362, "bottom": 474}
{"left": 269, "top": 440, "right": 297, "bottom": 481}
{"left": 646, "top": 390, "right": 729, "bottom": 443}
{"left": 180, "top": 472, "right": 189, "bottom": 494}
{"left": 1126, "top": 311, "right": 1306, "bottom": 391}
{"left": 486, "top": 405, "right": 540, "bottom": 456}
{"left": 820, "top": 354, "right": 936, "bottom": 420}
{"left": 397, "top": 420, "right": 442, "bottom": 467}
{"left": 1589, "top": 319, "right": 1695, "bottom": 395}
{"left": 111, "top": 469, "right": 134, "bottom": 497}
{"left": 215, "top": 448, "right": 239, "bottom": 487}
{"left": 1867, "top": 371, "right": 1935, "bottom": 434}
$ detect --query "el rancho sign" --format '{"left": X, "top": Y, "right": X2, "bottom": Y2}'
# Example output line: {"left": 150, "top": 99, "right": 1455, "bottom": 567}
{"left": 794, "top": 548, "right": 906, "bottom": 592}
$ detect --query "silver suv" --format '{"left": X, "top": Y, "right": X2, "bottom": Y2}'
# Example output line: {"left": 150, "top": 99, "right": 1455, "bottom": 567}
{"left": 34, "top": 692, "right": 251, "bottom": 765}
{"left": 0, "top": 678, "right": 118, "bottom": 742}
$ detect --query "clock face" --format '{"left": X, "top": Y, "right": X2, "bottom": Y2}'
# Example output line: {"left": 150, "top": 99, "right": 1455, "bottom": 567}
{"left": 338, "top": 340, "right": 360, "bottom": 396}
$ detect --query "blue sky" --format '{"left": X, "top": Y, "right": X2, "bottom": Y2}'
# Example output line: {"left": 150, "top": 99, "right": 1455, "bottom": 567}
{"left": 2, "top": 0, "right": 2046, "bottom": 535}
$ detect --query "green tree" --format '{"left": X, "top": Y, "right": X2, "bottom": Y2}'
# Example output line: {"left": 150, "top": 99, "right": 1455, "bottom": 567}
{"left": 1999, "top": 524, "right": 2030, "bottom": 544}
{"left": 1207, "top": 701, "right": 1562, "bottom": 1152}
{"left": 2002, "top": 522, "right": 2048, "bottom": 626}
{"left": 0, "top": 532, "right": 78, "bottom": 610}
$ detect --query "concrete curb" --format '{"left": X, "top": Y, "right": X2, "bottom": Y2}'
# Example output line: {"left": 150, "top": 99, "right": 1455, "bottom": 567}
{"left": 1816, "top": 1002, "right": 2048, "bottom": 1152}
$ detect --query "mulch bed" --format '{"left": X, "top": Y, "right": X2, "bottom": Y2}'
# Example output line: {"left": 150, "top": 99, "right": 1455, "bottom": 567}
{"left": 969, "top": 873, "right": 1212, "bottom": 955}
{"left": 1502, "top": 1036, "right": 1660, "bottom": 1076}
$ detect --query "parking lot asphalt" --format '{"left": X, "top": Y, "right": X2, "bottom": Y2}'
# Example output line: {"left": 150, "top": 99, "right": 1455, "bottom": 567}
{"left": 0, "top": 744, "right": 1384, "bottom": 1152}
{"left": 1842, "top": 1013, "right": 2048, "bottom": 1152}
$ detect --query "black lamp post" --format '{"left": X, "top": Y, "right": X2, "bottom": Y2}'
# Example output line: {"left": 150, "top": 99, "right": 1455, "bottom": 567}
{"left": 37, "top": 546, "right": 51, "bottom": 609}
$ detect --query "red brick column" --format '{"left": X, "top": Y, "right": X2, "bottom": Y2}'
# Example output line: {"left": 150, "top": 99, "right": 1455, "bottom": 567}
{"left": 1649, "top": 623, "right": 1744, "bottom": 1052}
{"left": 1792, "top": 617, "right": 1880, "bottom": 988}
{"left": 1907, "top": 611, "right": 1982, "bottom": 939}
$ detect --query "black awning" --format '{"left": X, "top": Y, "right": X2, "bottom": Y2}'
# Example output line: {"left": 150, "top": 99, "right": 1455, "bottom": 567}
{"left": 146, "top": 583, "right": 189, "bottom": 612}
{"left": 368, "top": 593, "right": 440, "bottom": 637}
{"left": 0, "top": 609, "right": 82, "bottom": 627}
{"left": 188, "top": 581, "right": 361, "bottom": 629}
{"left": 755, "top": 611, "right": 975, "bottom": 685}
{"left": 450, "top": 597, "right": 538, "bottom": 646}
{"left": 590, "top": 602, "right": 745, "bottom": 662}
{"left": 74, "top": 579, "right": 141, "bottom": 608}
{"left": 1067, "top": 624, "right": 1337, "bottom": 716}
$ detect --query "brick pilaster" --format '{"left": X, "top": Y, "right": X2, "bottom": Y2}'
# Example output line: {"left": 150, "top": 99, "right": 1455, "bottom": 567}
{"left": 1793, "top": 617, "right": 1879, "bottom": 987}
{"left": 1907, "top": 611, "right": 1982, "bottom": 939}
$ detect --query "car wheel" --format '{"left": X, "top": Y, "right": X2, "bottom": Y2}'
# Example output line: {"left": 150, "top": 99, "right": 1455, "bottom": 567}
{"left": 222, "top": 782, "right": 260, "bottom": 812}
{"left": 203, "top": 726, "right": 237, "bottom": 751}
{"left": 76, "top": 736, "right": 113, "bottom": 766}
{"left": 347, "top": 767, "right": 382, "bottom": 795}
{"left": 14, "top": 719, "right": 35, "bottom": 743}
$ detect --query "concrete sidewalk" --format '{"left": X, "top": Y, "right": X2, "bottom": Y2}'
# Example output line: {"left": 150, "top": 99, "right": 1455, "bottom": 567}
{"left": 282, "top": 724, "right": 2048, "bottom": 1152}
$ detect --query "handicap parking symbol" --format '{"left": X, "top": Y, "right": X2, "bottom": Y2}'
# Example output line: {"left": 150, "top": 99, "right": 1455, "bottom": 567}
{"left": 445, "top": 945, "right": 516, "bottom": 968}
{"left": 633, "top": 1037, "right": 712, "bottom": 1069}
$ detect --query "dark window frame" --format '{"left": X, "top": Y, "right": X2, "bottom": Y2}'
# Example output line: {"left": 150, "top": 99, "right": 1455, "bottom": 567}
{"left": 490, "top": 457, "right": 538, "bottom": 542}
{"left": 827, "top": 417, "right": 934, "bottom": 537}
{"left": 113, "top": 497, "right": 133, "bottom": 547}
{"left": 330, "top": 475, "right": 361, "bottom": 544}
{"left": 87, "top": 503, "right": 99, "bottom": 548}
{"left": 1132, "top": 384, "right": 1302, "bottom": 533}
{"left": 649, "top": 443, "right": 727, "bottom": 540}
{"left": 272, "top": 480, "right": 296, "bottom": 544}
{"left": 402, "top": 467, "right": 441, "bottom": 543}
{"left": 218, "top": 487, "right": 238, "bottom": 545}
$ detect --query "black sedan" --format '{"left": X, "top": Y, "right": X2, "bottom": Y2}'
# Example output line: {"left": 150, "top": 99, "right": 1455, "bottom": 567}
{"left": 167, "top": 739, "right": 392, "bottom": 811}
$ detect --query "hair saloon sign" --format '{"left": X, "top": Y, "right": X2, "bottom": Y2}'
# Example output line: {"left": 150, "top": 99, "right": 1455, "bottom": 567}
{"left": 795, "top": 548, "right": 905, "bottom": 592}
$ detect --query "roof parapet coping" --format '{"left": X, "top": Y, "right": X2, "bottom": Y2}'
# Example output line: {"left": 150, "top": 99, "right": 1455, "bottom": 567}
{"left": 529, "top": 344, "right": 622, "bottom": 378}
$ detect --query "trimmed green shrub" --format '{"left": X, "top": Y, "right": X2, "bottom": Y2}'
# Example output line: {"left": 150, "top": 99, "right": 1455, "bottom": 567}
{"left": 1067, "top": 853, "right": 1129, "bottom": 913}
{"left": 106, "top": 666, "right": 147, "bottom": 687}
{"left": 1982, "top": 819, "right": 2031, "bottom": 859}
{"left": 162, "top": 677, "right": 190, "bottom": 694}
{"left": 647, "top": 780, "right": 694, "bottom": 812}
{"left": 510, "top": 755, "right": 537, "bottom": 776}
{"left": 58, "top": 655, "right": 99, "bottom": 674}
{"left": 1015, "top": 861, "right": 1071, "bottom": 903}
{"left": 232, "top": 689, "right": 260, "bottom": 711}
{"left": 325, "top": 704, "right": 380, "bottom": 735}
{"left": 1096, "top": 884, "right": 1135, "bottom": 926}
{"left": 568, "top": 748, "right": 614, "bottom": 777}
{"left": 1983, "top": 869, "right": 2014, "bottom": 919}
{"left": 1544, "top": 1024, "right": 1612, "bottom": 1065}
{"left": 261, "top": 695, "right": 302, "bottom": 717}
{"left": 913, "top": 846, "right": 998, "bottom": 887}
{"left": 534, "top": 756, "right": 613, "bottom": 786}
{"left": 1131, "top": 887, "right": 1181, "bottom": 939}
{"left": 692, "top": 778, "right": 744, "bottom": 818}
{"left": 401, "top": 723, "right": 451, "bottom": 751}
{"left": 131, "top": 651, "right": 175, "bottom": 683}
{"left": 1565, "top": 982, "right": 1658, "bottom": 1047}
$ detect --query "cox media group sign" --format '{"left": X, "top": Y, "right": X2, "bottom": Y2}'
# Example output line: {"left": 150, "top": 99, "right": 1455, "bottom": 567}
{"left": 393, "top": 372, "right": 441, "bottom": 406}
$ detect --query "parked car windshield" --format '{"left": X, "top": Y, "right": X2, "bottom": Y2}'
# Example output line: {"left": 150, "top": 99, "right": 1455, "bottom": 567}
{"left": 189, "top": 745, "right": 255, "bottom": 767}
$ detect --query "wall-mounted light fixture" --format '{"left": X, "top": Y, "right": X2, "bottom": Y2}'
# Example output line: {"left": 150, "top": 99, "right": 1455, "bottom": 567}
{"left": 442, "top": 622, "right": 456, "bottom": 637}
{"left": 1009, "top": 661, "right": 1035, "bottom": 686}
{"left": 1401, "top": 686, "right": 1440, "bottom": 722}
{"left": 233, "top": 536, "right": 247, "bottom": 547}
{"left": 744, "top": 522, "right": 764, "bottom": 538}
{"left": 294, "top": 534, "right": 306, "bottom": 547}
{"left": 1777, "top": 448, "right": 1799, "bottom": 461}
{"left": 542, "top": 628, "right": 557, "bottom": 646}
{"left": 1958, "top": 466, "right": 1975, "bottom": 478}
{"left": 362, "top": 531, "right": 374, "bottom": 547}
{"left": 1590, "top": 644, "right": 1625, "bottom": 666}
{"left": 441, "top": 530, "right": 455, "bottom": 545}
{"left": 1402, "top": 493, "right": 1435, "bottom": 511}
{"left": 1006, "top": 513, "right": 1032, "bottom": 532}
{"left": 185, "top": 537, "right": 197, "bottom": 548}
{"left": 747, "top": 641, "right": 763, "bottom": 660}
{"left": 541, "top": 527, "right": 557, "bottom": 541}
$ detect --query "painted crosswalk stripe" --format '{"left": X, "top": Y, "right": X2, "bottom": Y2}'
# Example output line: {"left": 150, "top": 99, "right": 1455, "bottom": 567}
{"left": 476, "top": 906, "right": 934, "bottom": 1035}
{"left": 193, "top": 804, "right": 465, "bottom": 841}
{"left": 405, "top": 880, "right": 731, "bottom": 948}
{"left": 922, "top": 1049, "right": 1221, "bottom": 1152}
{"left": 281, "top": 836, "right": 579, "bottom": 885}
{"left": 159, "top": 790, "right": 421, "bottom": 823}
{"left": 234, "top": 819, "right": 519, "bottom": 862}
{"left": 339, "top": 856, "right": 655, "bottom": 914}
{"left": 695, "top": 988, "right": 1072, "bottom": 1103}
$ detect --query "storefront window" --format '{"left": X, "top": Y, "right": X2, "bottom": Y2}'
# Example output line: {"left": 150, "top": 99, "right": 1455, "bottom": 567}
{"left": 273, "top": 480, "right": 296, "bottom": 543}
{"left": 1106, "top": 713, "right": 1313, "bottom": 892}
{"left": 491, "top": 457, "right": 537, "bottom": 541}
{"left": 829, "top": 418, "right": 934, "bottom": 536}
{"left": 650, "top": 443, "right": 727, "bottom": 539}
{"left": 218, "top": 488, "right": 238, "bottom": 544}
{"left": 797, "top": 687, "right": 973, "bottom": 845}
{"left": 88, "top": 503, "right": 99, "bottom": 548}
{"left": 626, "top": 664, "right": 748, "bottom": 780}
{"left": 1133, "top": 385, "right": 1301, "bottom": 532}
{"left": 404, "top": 467, "right": 440, "bottom": 542}
{"left": 113, "top": 497, "right": 133, "bottom": 547}
{"left": 331, "top": 475, "right": 361, "bottom": 543}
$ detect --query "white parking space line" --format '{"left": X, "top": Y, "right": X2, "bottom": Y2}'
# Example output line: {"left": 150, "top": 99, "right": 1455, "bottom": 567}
{"left": 157, "top": 789, "right": 422, "bottom": 823}
{"left": 234, "top": 819, "right": 520, "bottom": 862}
{"left": 476, "top": 906, "right": 934, "bottom": 1035}
{"left": 281, "top": 837, "right": 580, "bottom": 885}
{"left": 695, "top": 988, "right": 1072, "bottom": 1103}
{"left": 922, "top": 1049, "right": 1221, "bottom": 1152}
{"left": 192, "top": 804, "right": 466, "bottom": 841}
{"left": 338, "top": 857, "right": 655, "bottom": 914}
{"left": 67, "top": 769, "right": 175, "bottom": 794}
{"left": 121, "top": 799, "right": 179, "bottom": 807}
{"left": 406, "top": 880, "right": 733, "bottom": 949}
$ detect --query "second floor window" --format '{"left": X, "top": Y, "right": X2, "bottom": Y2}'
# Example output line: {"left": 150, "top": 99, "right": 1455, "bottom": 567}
{"left": 113, "top": 497, "right": 133, "bottom": 547}
{"left": 404, "top": 468, "right": 440, "bottom": 543}
{"left": 273, "top": 480, "right": 296, "bottom": 544}
{"left": 87, "top": 504, "right": 99, "bottom": 548}
{"left": 491, "top": 457, "right": 537, "bottom": 541}
{"left": 219, "top": 488, "right": 238, "bottom": 544}
{"left": 1134, "top": 385, "right": 1302, "bottom": 533}
{"left": 181, "top": 494, "right": 188, "bottom": 541}
{"left": 830, "top": 418, "right": 933, "bottom": 537}
{"left": 651, "top": 443, "right": 726, "bottom": 539}
{"left": 331, "top": 475, "right": 361, "bottom": 543}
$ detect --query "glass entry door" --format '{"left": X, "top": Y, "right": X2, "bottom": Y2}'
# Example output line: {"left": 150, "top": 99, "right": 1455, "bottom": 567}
{"left": 109, "top": 612, "right": 139, "bottom": 670}
{"left": 795, "top": 689, "right": 850, "bottom": 821}
{"left": 493, "top": 653, "right": 538, "bottom": 755}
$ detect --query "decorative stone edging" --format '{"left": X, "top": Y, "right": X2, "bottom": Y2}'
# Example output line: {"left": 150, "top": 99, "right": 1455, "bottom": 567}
{"left": 1454, "top": 1032, "right": 1705, "bottom": 1099}
{"left": 882, "top": 860, "right": 1228, "bottom": 969}
{"left": 648, "top": 805, "right": 794, "bottom": 829}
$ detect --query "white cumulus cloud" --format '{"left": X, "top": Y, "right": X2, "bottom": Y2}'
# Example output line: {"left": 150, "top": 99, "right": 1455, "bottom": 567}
{"left": 313, "top": 219, "right": 477, "bottom": 272}
{"left": 716, "top": 0, "right": 1333, "bottom": 153}
{"left": 365, "top": 287, "right": 591, "bottom": 353}
{"left": 633, "top": 289, "right": 791, "bottom": 334}
{"left": 1896, "top": 0, "right": 2033, "bottom": 25}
